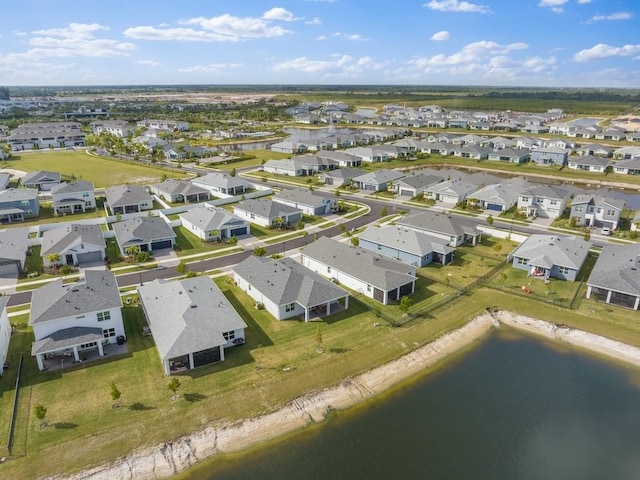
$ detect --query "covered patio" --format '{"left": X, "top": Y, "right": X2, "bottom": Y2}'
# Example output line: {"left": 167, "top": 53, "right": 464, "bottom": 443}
{"left": 53, "top": 198, "right": 88, "bottom": 215}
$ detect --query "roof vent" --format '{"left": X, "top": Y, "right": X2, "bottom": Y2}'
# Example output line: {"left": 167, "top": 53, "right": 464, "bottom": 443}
{"left": 190, "top": 304, "right": 197, "bottom": 308}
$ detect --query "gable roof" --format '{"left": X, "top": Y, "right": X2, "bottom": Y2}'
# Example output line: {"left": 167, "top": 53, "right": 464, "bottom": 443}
{"left": 588, "top": 244, "right": 640, "bottom": 296}
{"left": 424, "top": 178, "right": 478, "bottom": 197}
{"left": 22, "top": 170, "right": 61, "bottom": 185}
{"left": 112, "top": 216, "right": 176, "bottom": 245}
{"left": 29, "top": 270, "right": 122, "bottom": 325}
{"left": 520, "top": 184, "right": 569, "bottom": 200}
{"left": 0, "top": 227, "right": 29, "bottom": 263}
{"left": 469, "top": 183, "right": 521, "bottom": 205}
{"left": 569, "top": 155, "right": 610, "bottom": 167}
{"left": 0, "top": 188, "right": 38, "bottom": 203}
{"left": 152, "top": 179, "right": 209, "bottom": 197}
{"left": 51, "top": 180, "right": 94, "bottom": 195}
{"left": 273, "top": 188, "right": 334, "bottom": 207}
{"left": 233, "top": 255, "right": 348, "bottom": 307}
{"left": 302, "top": 236, "right": 416, "bottom": 292}
{"left": 105, "top": 184, "right": 152, "bottom": 207}
{"left": 41, "top": 224, "right": 106, "bottom": 256}
{"left": 359, "top": 225, "right": 453, "bottom": 258}
{"left": 396, "top": 173, "right": 443, "bottom": 189}
{"left": 138, "top": 276, "right": 247, "bottom": 361}
{"left": 319, "top": 167, "right": 366, "bottom": 180}
{"left": 234, "top": 198, "right": 302, "bottom": 218}
{"left": 397, "top": 210, "right": 479, "bottom": 238}
{"left": 192, "top": 172, "right": 251, "bottom": 190}
{"left": 179, "top": 203, "right": 246, "bottom": 231}
{"left": 352, "top": 169, "right": 405, "bottom": 184}
{"left": 571, "top": 194, "right": 625, "bottom": 211}
{"left": 508, "top": 234, "right": 591, "bottom": 270}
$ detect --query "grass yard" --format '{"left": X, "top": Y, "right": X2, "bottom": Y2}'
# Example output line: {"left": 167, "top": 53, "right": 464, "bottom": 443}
{"left": 1, "top": 150, "right": 189, "bottom": 187}
{"left": 418, "top": 250, "right": 504, "bottom": 290}
{"left": 212, "top": 149, "right": 289, "bottom": 171}
{"left": 173, "top": 226, "right": 238, "bottom": 257}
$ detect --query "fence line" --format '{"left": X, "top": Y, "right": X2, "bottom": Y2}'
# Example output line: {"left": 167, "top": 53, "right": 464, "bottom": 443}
{"left": 6, "top": 352, "right": 24, "bottom": 455}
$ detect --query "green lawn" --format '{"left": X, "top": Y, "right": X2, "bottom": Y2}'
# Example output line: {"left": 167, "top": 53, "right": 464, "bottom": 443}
{"left": 2, "top": 150, "right": 189, "bottom": 187}
{"left": 173, "top": 226, "right": 238, "bottom": 257}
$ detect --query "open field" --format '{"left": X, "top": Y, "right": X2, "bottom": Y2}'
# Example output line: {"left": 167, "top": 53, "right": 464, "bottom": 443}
{"left": 1, "top": 150, "right": 190, "bottom": 187}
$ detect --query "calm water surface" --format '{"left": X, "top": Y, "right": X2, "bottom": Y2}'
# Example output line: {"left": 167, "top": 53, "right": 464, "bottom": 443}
{"left": 180, "top": 332, "right": 640, "bottom": 480}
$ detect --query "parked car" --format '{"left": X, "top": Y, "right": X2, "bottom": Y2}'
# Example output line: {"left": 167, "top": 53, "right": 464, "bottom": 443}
{"left": 601, "top": 227, "right": 611, "bottom": 236}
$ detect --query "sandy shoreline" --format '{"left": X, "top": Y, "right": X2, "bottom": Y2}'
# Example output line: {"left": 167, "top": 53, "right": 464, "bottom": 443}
{"left": 46, "top": 311, "right": 640, "bottom": 480}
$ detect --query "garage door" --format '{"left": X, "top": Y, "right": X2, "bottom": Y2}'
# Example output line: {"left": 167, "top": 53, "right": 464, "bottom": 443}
{"left": 400, "top": 189, "right": 413, "bottom": 197}
{"left": 0, "top": 261, "right": 18, "bottom": 276}
{"left": 76, "top": 251, "right": 103, "bottom": 264}
{"left": 487, "top": 203, "right": 503, "bottom": 211}
{"left": 151, "top": 240, "right": 173, "bottom": 250}
{"left": 230, "top": 227, "right": 248, "bottom": 237}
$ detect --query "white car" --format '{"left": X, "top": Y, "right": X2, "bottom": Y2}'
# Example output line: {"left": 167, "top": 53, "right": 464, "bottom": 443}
{"left": 601, "top": 227, "right": 611, "bottom": 236}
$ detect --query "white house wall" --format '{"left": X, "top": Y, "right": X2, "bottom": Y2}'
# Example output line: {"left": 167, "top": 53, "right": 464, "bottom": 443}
{"left": 234, "top": 273, "right": 283, "bottom": 320}
{"left": 233, "top": 208, "right": 271, "bottom": 228}
{"left": 0, "top": 309, "right": 10, "bottom": 375}
{"left": 301, "top": 255, "right": 374, "bottom": 300}
{"left": 32, "top": 307, "right": 125, "bottom": 343}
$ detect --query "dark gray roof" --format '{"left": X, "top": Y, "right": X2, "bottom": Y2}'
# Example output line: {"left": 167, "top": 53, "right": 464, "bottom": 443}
{"left": 588, "top": 244, "right": 640, "bottom": 296}
{"left": 396, "top": 173, "right": 443, "bottom": 189}
{"left": 31, "top": 326, "right": 104, "bottom": 355}
{"left": 508, "top": 234, "right": 591, "bottom": 270}
{"left": 233, "top": 255, "right": 349, "bottom": 307}
{"left": 359, "top": 225, "right": 453, "bottom": 258}
{"left": 180, "top": 204, "right": 246, "bottom": 231}
{"left": 569, "top": 155, "right": 610, "bottom": 167}
{"left": 152, "top": 179, "right": 209, "bottom": 197}
{"left": 0, "top": 227, "right": 29, "bottom": 263}
{"left": 469, "top": 183, "right": 520, "bottom": 205}
{"left": 397, "top": 210, "right": 479, "bottom": 237}
{"left": 273, "top": 188, "right": 334, "bottom": 207}
{"left": 41, "top": 224, "right": 106, "bottom": 257}
{"left": 22, "top": 170, "right": 61, "bottom": 185}
{"left": 30, "top": 271, "right": 122, "bottom": 325}
{"left": 520, "top": 184, "right": 569, "bottom": 200}
{"left": 320, "top": 167, "right": 366, "bottom": 180}
{"left": 112, "top": 216, "right": 176, "bottom": 245}
{"left": 571, "top": 194, "right": 625, "bottom": 211}
{"left": 302, "top": 236, "right": 416, "bottom": 292}
{"left": 105, "top": 184, "right": 152, "bottom": 207}
{"left": 138, "top": 276, "right": 247, "bottom": 361}
{"left": 234, "top": 198, "right": 302, "bottom": 218}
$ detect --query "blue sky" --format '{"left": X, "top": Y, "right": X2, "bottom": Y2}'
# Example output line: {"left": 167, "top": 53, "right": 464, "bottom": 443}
{"left": 0, "top": 0, "right": 638, "bottom": 87}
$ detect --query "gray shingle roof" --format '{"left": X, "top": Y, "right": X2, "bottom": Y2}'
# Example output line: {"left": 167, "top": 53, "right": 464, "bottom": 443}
{"left": 302, "top": 236, "right": 416, "bottom": 292}
{"left": 32, "top": 327, "right": 103, "bottom": 355}
{"left": 179, "top": 204, "right": 246, "bottom": 231}
{"left": 138, "top": 276, "right": 247, "bottom": 361}
{"left": 22, "top": 170, "right": 61, "bottom": 185}
{"left": 571, "top": 194, "right": 625, "bottom": 211}
{"left": 152, "top": 179, "right": 209, "bottom": 197}
{"left": 469, "top": 183, "right": 520, "bottom": 205}
{"left": 396, "top": 173, "right": 443, "bottom": 189}
{"left": 234, "top": 198, "right": 302, "bottom": 218}
{"left": 50, "top": 180, "right": 94, "bottom": 195}
{"left": 359, "top": 225, "right": 453, "bottom": 257}
{"left": 0, "top": 227, "right": 29, "bottom": 263}
{"left": 273, "top": 188, "right": 334, "bottom": 208}
{"left": 569, "top": 155, "right": 610, "bottom": 167}
{"left": 397, "top": 210, "right": 479, "bottom": 237}
{"left": 508, "top": 234, "right": 591, "bottom": 270}
{"left": 352, "top": 169, "right": 405, "bottom": 184}
{"left": 520, "top": 184, "right": 569, "bottom": 200}
{"left": 112, "top": 216, "right": 176, "bottom": 245}
{"left": 105, "top": 184, "right": 153, "bottom": 207}
{"left": 29, "top": 270, "right": 122, "bottom": 325}
{"left": 588, "top": 244, "right": 640, "bottom": 296}
{"left": 41, "top": 224, "right": 106, "bottom": 257}
{"left": 192, "top": 172, "right": 250, "bottom": 190}
{"left": 233, "top": 255, "right": 349, "bottom": 307}
{"left": 320, "top": 167, "right": 366, "bottom": 180}
{"left": 0, "top": 188, "right": 38, "bottom": 203}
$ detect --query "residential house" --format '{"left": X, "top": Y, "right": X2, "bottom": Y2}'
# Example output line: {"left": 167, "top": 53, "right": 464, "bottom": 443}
{"left": 0, "top": 227, "right": 29, "bottom": 276}
{"left": 41, "top": 224, "right": 106, "bottom": 267}
{"left": 270, "top": 140, "right": 308, "bottom": 154}
{"left": 190, "top": 172, "right": 252, "bottom": 196}
{"left": 179, "top": 203, "right": 249, "bottom": 241}
{"left": 567, "top": 155, "right": 610, "bottom": 173}
{"left": 112, "top": 216, "right": 176, "bottom": 256}
{"left": 22, "top": 170, "right": 61, "bottom": 191}
{"left": 570, "top": 194, "right": 625, "bottom": 230}
{"left": 105, "top": 184, "right": 154, "bottom": 215}
{"left": 423, "top": 141, "right": 454, "bottom": 156}
{"left": 7, "top": 122, "right": 85, "bottom": 151}
{"left": 424, "top": 179, "right": 478, "bottom": 205}
{"left": 138, "top": 276, "right": 247, "bottom": 375}
{"left": 517, "top": 185, "right": 570, "bottom": 219}
{"left": 468, "top": 183, "right": 520, "bottom": 212}
{"left": 487, "top": 148, "right": 529, "bottom": 164}
{"left": 514, "top": 136, "right": 541, "bottom": 150}
{"left": 0, "top": 173, "right": 10, "bottom": 190}
{"left": 233, "top": 255, "right": 350, "bottom": 322}
{"left": 586, "top": 244, "right": 640, "bottom": 310}
{"left": 344, "top": 146, "right": 389, "bottom": 163}
{"left": 0, "top": 188, "right": 40, "bottom": 224}
{"left": 452, "top": 145, "right": 492, "bottom": 160}
{"left": 301, "top": 236, "right": 417, "bottom": 305}
{"left": 358, "top": 225, "right": 454, "bottom": 267}
{"left": 392, "top": 173, "right": 443, "bottom": 197}
{"left": 318, "top": 167, "right": 366, "bottom": 187}
{"left": 136, "top": 119, "right": 189, "bottom": 131}
{"left": 507, "top": 234, "right": 591, "bottom": 282}
{"left": 233, "top": 198, "right": 302, "bottom": 228}
{"left": 396, "top": 210, "right": 481, "bottom": 247}
{"left": 614, "top": 146, "right": 640, "bottom": 160}
{"left": 149, "top": 179, "right": 210, "bottom": 204}
{"left": 263, "top": 155, "right": 338, "bottom": 177}
{"left": 29, "top": 271, "right": 125, "bottom": 372}
{"left": 613, "top": 158, "right": 640, "bottom": 175}
{"left": 486, "top": 136, "right": 514, "bottom": 149}
{"left": 315, "top": 150, "right": 363, "bottom": 167}
{"left": 577, "top": 143, "right": 614, "bottom": 157}
{"left": 0, "top": 297, "right": 10, "bottom": 375}
{"left": 51, "top": 180, "right": 96, "bottom": 215}
{"left": 351, "top": 169, "right": 406, "bottom": 192}
{"left": 90, "top": 120, "right": 135, "bottom": 137}
{"left": 272, "top": 189, "right": 336, "bottom": 215}
{"left": 529, "top": 147, "right": 568, "bottom": 166}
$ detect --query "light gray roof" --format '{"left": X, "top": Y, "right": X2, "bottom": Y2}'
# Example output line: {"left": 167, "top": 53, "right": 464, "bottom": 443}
{"left": 50, "top": 180, "right": 94, "bottom": 195}
{"left": 614, "top": 158, "right": 640, "bottom": 169}
{"left": 302, "top": 236, "right": 416, "bottom": 292}
{"left": 40, "top": 224, "right": 106, "bottom": 257}
{"left": 320, "top": 167, "right": 366, "bottom": 180}
{"left": 520, "top": 184, "right": 569, "bottom": 200}
{"left": 352, "top": 169, "right": 405, "bottom": 184}
{"left": 397, "top": 210, "right": 479, "bottom": 237}
{"left": 179, "top": 203, "right": 246, "bottom": 231}
{"left": 152, "top": 179, "right": 209, "bottom": 197}
{"left": 0, "top": 188, "right": 38, "bottom": 203}
{"left": 234, "top": 198, "right": 302, "bottom": 218}
{"left": 359, "top": 225, "right": 453, "bottom": 258}
{"left": 569, "top": 155, "right": 610, "bottom": 167}
{"left": 273, "top": 188, "right": 334, "bottom": 207}
{"left": 233, "top": 255, "right": 349, "bottom": 307}
{"left": 470, "top": 183, "right": 520, "bottom": 206}
{"left": 105, "top": 184, "right": 153, "bottom": 207}
{"left": 30, "top": 270, "right": 122, "bottom": 325}
{"left": 137, "top": 276, "right": 247, "bottom": 361}
{"left": 22, "top": 170, "right": 61, "bottom": 185}
{"left": 112, "top": 216, "right": 176, "bottom": 245}
{"left": 508, "top": 234, "right": 591, "bottom": 270}
{"left": 316, "top": 151, "right": 362, "bottom": 163}
{"left": 192, "top": 172, "right": 251, "bottom": 190}
{"left": 587, "top": 244, "right": 640, "bottom": 296}
{"left": 396, "top": 173, "right": 443, "bottom": 189}
{"left": 0, "top": 227, "right": 29, "bottom": 263}
{"left": 571, "top": 194, "right": 625, "bottom": 211}
{"left": 425, "top": 179, "right": 478, "bottom": 197}
{"left": 32, "top": 327, "right": 104, "bottom": 355}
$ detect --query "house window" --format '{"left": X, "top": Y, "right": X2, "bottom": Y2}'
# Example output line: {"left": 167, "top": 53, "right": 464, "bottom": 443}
{"left": 549, "top": 200, "right": 558, "bottom": 205}
{"left": 250, "top": 213, "right": 255, "bottom": 219}
{"left": 558, "top": 266, "right": 570, "bottom": 275}
{"left": 103, "top": 328, "right": 116, "bottom": 338}
{"left": 97, "top": 311, "right": 111, "bottom": 322}
{"left": 76, "top": 315, "right": 85, "bottom": 319}
{"left": 606, "top": 209, "right": 615, "bottom": 216}
{"left": 327, "top": 266, "right": 332, "bottom": 273}
{"left": 222, "top": 331, "right": 235, "bottom": 341}
{"left": 517, "top": 257, "right": 529, "bottom": 265}
{"left": 285, "top": 302, "right": 296, "bottom": 312}
{"left": 574, "top": 206, "right": 583, "bottom": 212}
{"left": 366, "top": 284, "right": 372, "bottom": 292}
{"left": 520, "top": 196, "right": 530, "bottom": 202}
{"left": 80, "top": 342, "right": 97, "bottom": 350}
{"left": 82, "top": 192, "right": 89, "bottom": 197}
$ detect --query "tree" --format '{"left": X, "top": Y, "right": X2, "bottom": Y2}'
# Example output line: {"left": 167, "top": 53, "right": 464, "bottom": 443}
{"left": 296, "top": 219, "right": 304, "bottom": 230}
{"left": 486, "top": 215, "right": 494, "bottom": 225}
{"left": 227, "top": 235, "right": 238, "bottom": 246}
{"left": 338, "top": 223, "right": 346, "bottom": 233}
{"left": 110, "top": 382, "right": 121, "bottom": 402}
{"left": 399, "top": 295, "right": 413, "bottom": 313}
{"left": 583, "top": 228, "right": 591, "bottom": 241}
{"left": 176, "top": 261, "right": 188, "bottom": 275}
{"left": 493, "top": 243, "right": 503, "bottom": 253}
{"left": 315, "top": 324, "right": 323, "bottom": 347}
{"left": 253, "top": 246, "right": 266, "bottom": 257}
{"left": 34, "top": 403, "right": 47, "bottom": 422}
{"left": 230, "top": 167, "right": 237, "bottom": 177}
{"left": 350, "top": 236, "right": 360, "bottom": 246}
{"left": 380, "top": 206, "right": 388, "bottom": 217}
{"left": 46, "top": 253, "right": 61, "bottom": 266}
{"left": 168, "top": 377, "right": 181, "bottom": 396}
{"left": 125, "top": 245, "right": 140, "bottom": 259}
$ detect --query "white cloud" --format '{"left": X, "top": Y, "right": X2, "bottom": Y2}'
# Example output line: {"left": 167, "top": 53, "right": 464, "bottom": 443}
{"left": 331, "top": 32, "right": 367, "bottom": 41}
{"left": 125, "top": 13, "right": 292, "bottom": 42}
{"left": 262, "top": 7, "right": 296, "bottom": 22}
{"left": 317, "top": 35, "right": 327, "bottom": 40}
{"left": 272, "top": 54, "right": 385, "bottom": 78}
{"left": 137, "top": 60, "right": 160, "bottom": 67}
{"left": 431, "top": 30, "right": 450, "bottom": 41}
{"left": 424, "top": 0, "right": 490, "bottom": 13}
{"left": 577, "top": 0, "right": 592, "bottom": 3}
{"left": 588, "top": 12, "right": 632, "bottom": 23}
{"left": 574, "top": 43, "right": 640, "bottom": 62}
{"left": 538, "top": 0, "right": 568, "bottom": 13}
{"left": 177, "top": 63, "right": 243, "bottom": 73}
{"left": 305, "top": 17, "right": 322, "bottom": 25}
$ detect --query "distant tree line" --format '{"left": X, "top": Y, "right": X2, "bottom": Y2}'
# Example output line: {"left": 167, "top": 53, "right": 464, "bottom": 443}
{"left": 0, "top": 87, "right": 9, "bottom": 100}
